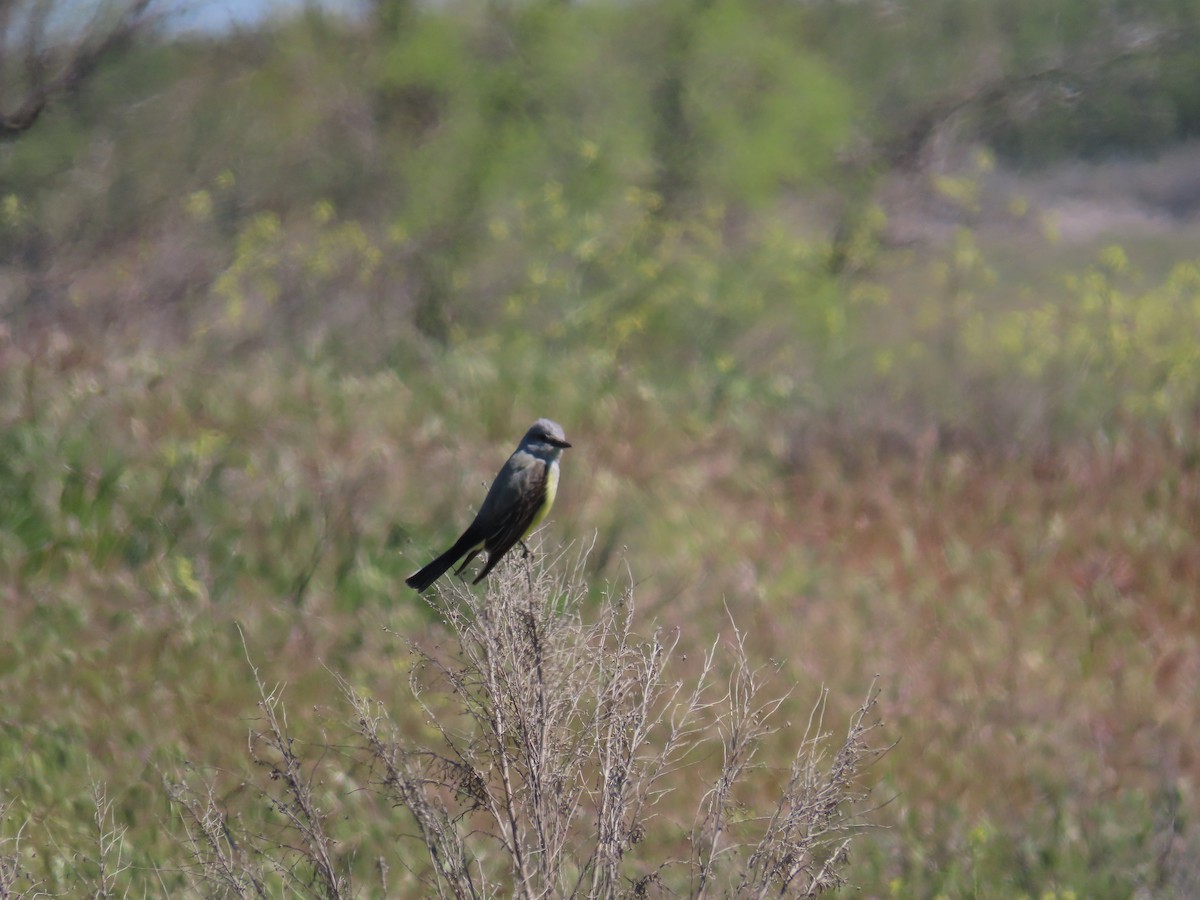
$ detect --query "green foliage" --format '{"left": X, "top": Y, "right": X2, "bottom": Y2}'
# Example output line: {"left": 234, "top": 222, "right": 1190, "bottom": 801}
{"left": 979, "top": 247, "right": 1200, "bottom": 431}
{"left": 210, "top": 198, "right": 387, "bottom": 343}
{"left": 686, "top": 0, "right": 851, "bottom": 202}
{"left": 858, "top": 791, "right": 1169, "bottom": 898}
{"left": 482, "top": 183, "right": 841, "bottom": 369}
{"left": 808, "top": 0, "right": 1200, "bottom": 163}
{"left": 871, "top": 232, "right": 1200, "bottom": 440}
{"left": 369, "top": 0, "right": 852, "bottom": 236}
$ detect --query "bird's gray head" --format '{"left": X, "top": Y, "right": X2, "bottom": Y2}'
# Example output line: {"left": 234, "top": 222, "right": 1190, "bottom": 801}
{"left": 521, "top": 418, "right": 571, "bottom": 456}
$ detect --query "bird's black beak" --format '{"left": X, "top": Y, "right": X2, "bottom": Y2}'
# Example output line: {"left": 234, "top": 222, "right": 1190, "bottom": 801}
{"left": 552, "top": 437, "right": 572, "bottom": 449}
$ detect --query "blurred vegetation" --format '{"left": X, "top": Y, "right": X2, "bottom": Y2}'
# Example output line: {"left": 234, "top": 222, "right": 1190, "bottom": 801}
{"left": 807, "top": 0, "right": 1200, "bottom": 165}
{"left": 2, "top": 0, "right": 1200, "bottom": 895}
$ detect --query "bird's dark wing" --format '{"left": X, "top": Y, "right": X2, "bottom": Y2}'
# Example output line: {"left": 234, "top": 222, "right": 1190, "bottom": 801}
{"left": 472, "top": 460, "right": 548, "bottom": 583}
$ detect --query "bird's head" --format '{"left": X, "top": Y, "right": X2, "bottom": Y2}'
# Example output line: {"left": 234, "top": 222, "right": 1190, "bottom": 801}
{"left": 523, "top": 418, "right": 572, "bottom": 455}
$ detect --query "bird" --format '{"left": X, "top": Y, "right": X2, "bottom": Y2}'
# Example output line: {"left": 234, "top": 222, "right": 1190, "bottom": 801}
{"left": 405, "top": 418, "right": 572, "bottom": 591}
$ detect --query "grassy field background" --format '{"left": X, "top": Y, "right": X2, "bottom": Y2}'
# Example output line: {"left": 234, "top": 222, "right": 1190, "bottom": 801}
{"left": 3, "top": 1, "right": 1200, "bottom": 895}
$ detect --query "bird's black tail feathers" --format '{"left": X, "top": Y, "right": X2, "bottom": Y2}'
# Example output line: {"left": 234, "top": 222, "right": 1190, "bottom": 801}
{"left": 405, "top": 528, "right": 483, "bottom": 592}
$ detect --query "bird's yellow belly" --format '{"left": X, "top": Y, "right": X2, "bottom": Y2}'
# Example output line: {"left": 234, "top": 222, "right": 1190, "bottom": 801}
{"left": 524, "top": 462, "right": 559, "bottom": 537}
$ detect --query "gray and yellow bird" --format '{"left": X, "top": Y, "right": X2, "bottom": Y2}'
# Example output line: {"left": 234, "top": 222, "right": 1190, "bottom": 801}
{"left": 405, "top": 418, "right": 571, "bottom": 592}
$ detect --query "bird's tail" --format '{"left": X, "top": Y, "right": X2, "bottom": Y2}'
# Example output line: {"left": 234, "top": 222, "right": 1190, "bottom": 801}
{"left": 405, "top": 530, "right": 482, "bottom": 592}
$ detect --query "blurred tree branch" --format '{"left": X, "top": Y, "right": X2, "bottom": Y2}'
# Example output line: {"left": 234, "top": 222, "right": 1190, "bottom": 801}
{"left": 867, "top": 26, "right": 1192, "bottom": 173}
{"left": 0, "top": 0, "right": 156, "bottom": 141}
{"left": 828, "top": 14, "right": 1198, "bottom": 273}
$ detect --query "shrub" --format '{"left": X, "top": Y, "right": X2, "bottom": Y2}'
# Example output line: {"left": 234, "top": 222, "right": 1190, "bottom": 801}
{"left": 168, "top": 548, "right": 885, "bottom": 898}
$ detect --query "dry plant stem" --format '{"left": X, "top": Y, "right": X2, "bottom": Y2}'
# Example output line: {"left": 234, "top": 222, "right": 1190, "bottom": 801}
{"left": 88, "top": 781, "right": 130, "bottom": 898}
{"left": 0, "top": 799, "right": 41, "bottom": 898}
{"left": 522, "top": 587, "right": 553, "bottom": 887}
{"left": 242, "top": 633, "right": 348, "bottom": 900}
{"left": 478, "top": 605, "right": 535, "bottom": 899}
{"left": 585, "top": 604, "right": 668, "bottom": 899}
{"left": 739, "top": 681, "right": 886, "bottom": 899}
{"left": 693, "top": 622, "right": 787, "bottom": 900}
{"left": 341, "top": 685, "right": 477, "bottom": 899}
{"left": 166, "top": 627, "right": 352, "bottom": 899}
{"left": 167, "top": 776, "right": 271, "bottom": 899}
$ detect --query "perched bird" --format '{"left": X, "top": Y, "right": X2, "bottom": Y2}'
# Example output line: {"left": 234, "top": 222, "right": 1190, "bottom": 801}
{"left": 405, "top": 418, "right": 572, "bottom": 591}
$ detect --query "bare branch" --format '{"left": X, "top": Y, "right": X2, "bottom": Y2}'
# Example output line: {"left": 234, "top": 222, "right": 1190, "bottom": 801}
{"left": 0, "top": 797, "right": 43, "bottom": 897}
{"left": 165, "top": 773, "right": 272, "bottom": 899}
{"left": 858, "top": 24, "right": 1197, "bottom": 173}
{"left": 242, "top": 636, "right": 350, "bottom": 900}
{"left": 0, "top": 0, "right": 157, "bottom": 141}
